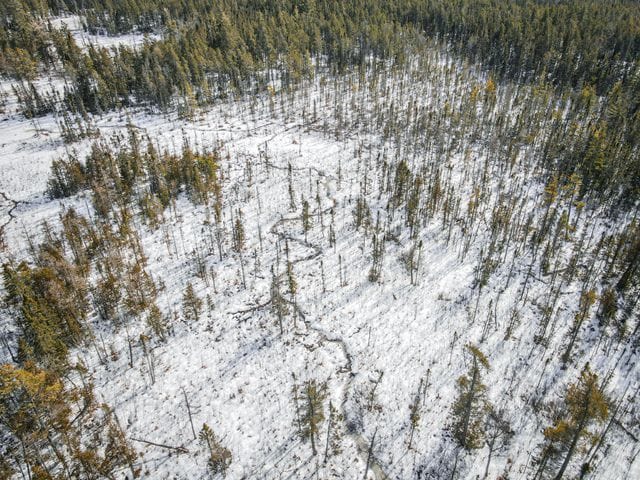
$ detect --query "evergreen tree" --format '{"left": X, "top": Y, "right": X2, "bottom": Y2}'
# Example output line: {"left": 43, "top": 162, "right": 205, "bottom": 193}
{"left": 301, "top": 197, "right": 312, "bottom": 241}
{"left": 286, "top": 259, "right": 297, "bottom": 297}
{"left": 407, "top": 391, "right": 421, "bottom": 450}
{"left": 293, "top": 379, "right": 327, "bottom": 455}
{"left": 324, "top": 401, "right": 344, "bottom": 463}
{"left": 182, "top": 282, "right": 203, "bottom": 322}
{"left": 146, "top": 303, "right": 169, "bottom": 341}
{"left": 482, "top": 408, "right": 513, "bottom": 479}
{"left": 232, "top": 209, "right": 246, "bottom": 253}
{"left": 353, "top": 195, "right": 371, "bottom": 231}
{"left": 199, "top": 423, "right": 232, "bottom": 477}
{"left": 538, "top": 364, "right": 609, "bottom": 480}
{"left": 562, "top": 289, "right": 597, "bottom": 364}
{"left": 270, "top": 267, "right": 288, "bottom": 334}
{"left": 450, "top": 345, "right": 491, "bottom": 450}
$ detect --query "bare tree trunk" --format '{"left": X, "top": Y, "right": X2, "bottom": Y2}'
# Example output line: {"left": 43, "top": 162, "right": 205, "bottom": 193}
{"left": 362, "top": 428, "right": 377, "bottom": 480}
{"left": 324, "top": 401, "right": 333, "bottom": 464}
{"left": 182, "top": 388, "right": 197, "bottom": 440}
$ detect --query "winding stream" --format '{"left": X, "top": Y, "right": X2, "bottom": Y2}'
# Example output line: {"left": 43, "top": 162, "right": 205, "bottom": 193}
{"left": 0, "top": 190, "right": 19, "bottom": 234}
{"left": 269, "top": 213, "right": 388, "bottom": 480}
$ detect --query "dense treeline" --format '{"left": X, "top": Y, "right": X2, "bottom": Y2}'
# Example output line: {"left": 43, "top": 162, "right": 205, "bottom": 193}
{"left": 69, "top": 0, "right": 640, "bottom": 92}
{"left": 5, "top": 0, "right": 640, "bottom": 92}
{"left": 4, "top": 0, "right": 640, "bottom": 85}
{"left": 414, "top": 0, "right": 640, "bottom": 92}
{"left": 3, "top": 0, "right": 416, "bottom": 110}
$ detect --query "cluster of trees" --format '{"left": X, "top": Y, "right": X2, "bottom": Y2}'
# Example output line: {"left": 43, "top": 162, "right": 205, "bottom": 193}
{"left": 414, "top": 0, "right": 640, "bottom": 93}
{"left": 0, "top": 213, "right": 145, "bottom": 475}
{"left": 48, "top": 129, "right": 223, "bottom": 216}
{"left": 3, "top": 244, "right": 88, "bottom": 369}
{"left": 199, "top": 423, "right": 232, "bottom": 477}
{"left": 0, "top": 0, "right": 53, "bottom": 80}
{"left": 0, "top": 130, "right": 222, "bottom": 478}
{"left": 2, "top": 0, "right": 415, "bottom": 113}
{"left": 3, "top": 0, "right": 640, "bottom": 103}
{"left": 0, "top": 189, "right": 174, "bottom": 473}
{"left": 1, "top": 131, "right": 230, "bottom": 476}
{"left": 0, "top": 123, "right": 245, "bottom": 477}
{"left": 447, "top": 346, "right": 609, "bottom": 480}
{"left": 291, "top": 377, "right": 344, "bottom": 464}
{"left": 0, "top": 361, "right": 138, "bottom": 480}
{"left": 49, "top": 0, "right": 640, "bottom": 95}
{"left": 300, "top": 43, "right": 640, "bottom": 318}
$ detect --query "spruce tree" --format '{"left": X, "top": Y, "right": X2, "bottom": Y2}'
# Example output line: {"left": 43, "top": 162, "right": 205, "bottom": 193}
{"left": 199, "top": 423, "right": 232, "bottom": 477}
{"left": 232, "top": 209, "right": 246, "bottom": 253}
{"left": 270, "top": 267, "right": 288, "bottom": 334}
{"left": 301, "top": 197, "right": 312, "bottom": 241}
{"left": 294, "top": 379, "right": 327, "bottom": 455}
{"left": 562, "top": 289, "right": 597, "bottom": 364}
{"left": 540, "top": 364, "right": 608, "bottom": 480}
{"left": 451, "top": 344, "right": 491, "bottom": 450}
{"left": 182, "top": 282, "right": 203, "bottom": 322}
{"left": 146, "top": 303, "right": 168, "bottom": 342}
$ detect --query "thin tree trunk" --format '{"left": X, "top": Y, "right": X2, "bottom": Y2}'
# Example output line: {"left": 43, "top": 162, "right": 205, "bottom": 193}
{"left": 362, "top": 427, "right": 377, "bottom": 480}
{"left": 324, "top": 401, "right": 333, "bottom": 464}
{"left": 182, "top": 388, "right": 197, "bottom": 440}
{"left": 482, "top": 440, "right": 495, "bottom": 480}
{"left": 554, "top": 415, "right": 588, "bottom": 480}
{"left": 308, "top": 389, "right": 317, "bottom": 455}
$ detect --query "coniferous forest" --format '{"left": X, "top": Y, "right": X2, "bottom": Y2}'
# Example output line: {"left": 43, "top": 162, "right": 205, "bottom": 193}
{"left": 0, "top": 1, "right": 639, "bottom": 479}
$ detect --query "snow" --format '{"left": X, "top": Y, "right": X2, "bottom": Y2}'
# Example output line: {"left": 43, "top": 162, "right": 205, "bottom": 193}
{"left": 0, "top": 36, "right": 638, "bottom": 480}
{"left": 50, "top": 16, "right": 159, "bottom": 50}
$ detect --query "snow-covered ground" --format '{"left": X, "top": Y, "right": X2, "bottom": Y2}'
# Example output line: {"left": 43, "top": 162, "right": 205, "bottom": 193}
{"left": 0, "top": 38, "right": 639, "bottom": 480}
{"left": 50, "top": 16, "right": 159, "bottom": 50}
